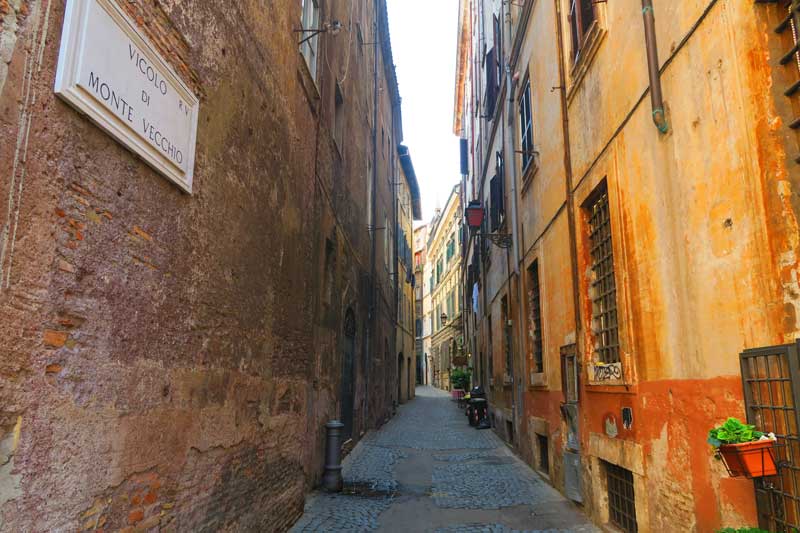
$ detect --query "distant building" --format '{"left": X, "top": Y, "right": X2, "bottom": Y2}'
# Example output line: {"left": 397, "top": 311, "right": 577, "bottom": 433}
{"left": 427, "top": 186, "right": 463, "bottom": 391}
{"left": 413, "top": 224, "right": 428, "bottom": 384}
{"left": 396, "top": 145, "right": 422, "bottom": 403}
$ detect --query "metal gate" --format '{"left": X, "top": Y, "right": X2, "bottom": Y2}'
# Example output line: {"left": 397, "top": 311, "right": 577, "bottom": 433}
{"left": 741, "top": 342, "right": 800, "bottom": 532}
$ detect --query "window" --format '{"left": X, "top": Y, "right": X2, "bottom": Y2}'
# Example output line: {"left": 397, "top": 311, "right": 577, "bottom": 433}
{"left": 605, "top": 462, "right": 638, "bottom": 533}
{"left": 489, "top": 174, "right": 504, "bottom": 231}
{"left": 447, "top": 290, "right": 454, "bottom": 319}
{"left": 538, "top": 434, "right": 549, "bottom": 474}
{"left": 416, "top": 319, "right": 422, "bottom": 337}
{"left": 436, "top": 258, "right": 443, "bottom": 284}
{"left": 484, "top": 15, "right": 502, "bottom": 118}
{"left": 587, "top": 187, "right": 619, "bottom": 364}
{"left": 528, "top": 261, "right": 543, "bottom": 373}
{"left": 561, "top": 344, "right": 578, "bottom": 403}
{"left": 300, "top": 0, "right": 320, "bottom": 80}
{"left": 334, "top": 82, "right": 344, "bottom": 150}
{"left": 569, "top": 0, "right": 596, "bottom": 62}
{"left": 519, "top": 78, "right": 534, "bottom": 171}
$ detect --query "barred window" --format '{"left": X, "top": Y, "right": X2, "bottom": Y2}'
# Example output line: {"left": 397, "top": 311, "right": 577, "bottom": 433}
{"left": 528, "top": 261, "right": 543, "bottom": 373}
{"left": 606, "top": 462, "right": 638, "bottom": 533}
{"left": 587, "top": 188, "right": 619, "bottom": 363}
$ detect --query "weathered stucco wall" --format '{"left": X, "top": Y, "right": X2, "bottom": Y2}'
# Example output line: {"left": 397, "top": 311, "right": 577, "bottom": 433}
{"left": 458, "top": 0, "right": 800, "bottom": 531}
{"left": 0, "top": 0, "right": 401, "bottom": 530}
{"left": 567, "top": 1, "right": 800, "bottom": 531}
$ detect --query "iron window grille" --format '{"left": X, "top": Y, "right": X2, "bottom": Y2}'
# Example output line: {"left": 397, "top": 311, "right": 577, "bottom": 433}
{"left": 529, "top": 261, "right": 544, "bottom": 373}
{"left": 740, "top": 343, "right": 800, "bottom": 532}
{"left": 519, "top": 78, "right": 534, "bottom": 171}
{"left": 774, "top": 0, "right": 800, "bottom": 165}
{"left": 605, "top": 461, "right": 638, "bottom": 533}
{"left": 587, "top": 188, "right": 620, "bottom": 364}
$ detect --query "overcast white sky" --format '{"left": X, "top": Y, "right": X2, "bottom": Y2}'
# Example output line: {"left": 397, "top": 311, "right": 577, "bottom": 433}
{"left": 387, "top": 0, "right": 460, "bottom": 226}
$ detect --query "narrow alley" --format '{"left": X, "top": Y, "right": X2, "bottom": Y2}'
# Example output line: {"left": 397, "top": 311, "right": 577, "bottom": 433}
{"left": 291, "top": 387, "right": 597, "bottom": 533}
{"left": 4, "top": 0, "right": 800, "bottom": 531}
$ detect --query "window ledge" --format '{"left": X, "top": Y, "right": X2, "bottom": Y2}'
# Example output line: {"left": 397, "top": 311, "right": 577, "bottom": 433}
{"left": 520, "top": 159, "right": 540, "bottom": 195}
{"left": 529, "top": 372, "right": 546, "bottom": 388}
{"left": 567, "top": 21, "right": 607, "bottom": 105}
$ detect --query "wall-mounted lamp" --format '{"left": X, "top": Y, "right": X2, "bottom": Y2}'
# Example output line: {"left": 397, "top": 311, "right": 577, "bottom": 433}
{"left": 463, "top": 202, "right": 513, "bottom": 249}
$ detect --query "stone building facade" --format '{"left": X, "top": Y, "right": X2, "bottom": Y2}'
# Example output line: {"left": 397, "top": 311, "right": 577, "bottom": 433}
{"left": 0, "top": 0, "right": 408, "bottom": 530}
{"left": 455, "top": 0, "right": 800, "bottom": 531}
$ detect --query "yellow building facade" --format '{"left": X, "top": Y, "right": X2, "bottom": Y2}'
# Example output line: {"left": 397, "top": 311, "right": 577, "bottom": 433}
{"left": 427, "top": 186, "right": 464, "bottom": 392}
{"left": 455, "top": 0, "right": 800, "bottom": 531}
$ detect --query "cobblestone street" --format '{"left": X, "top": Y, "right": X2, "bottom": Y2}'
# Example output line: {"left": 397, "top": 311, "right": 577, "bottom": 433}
{"left": 291, "top": 387, "right": 598, "bottom": 533}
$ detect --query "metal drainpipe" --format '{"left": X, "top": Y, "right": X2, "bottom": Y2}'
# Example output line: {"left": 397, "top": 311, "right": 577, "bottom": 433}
{"left": 366, "top": 4, "right": 380, "bottom": 428}
{"left": 554, "top": 0, "right": 583, "bottom": 374}
{"left": 392, "top": 102, "right": 400, "bottom": 405}
{"left": 642, "top": 0, "right": 668, "bottom": 134}
{"left": 503, "top": 1, "right": 526, "bottom": 446}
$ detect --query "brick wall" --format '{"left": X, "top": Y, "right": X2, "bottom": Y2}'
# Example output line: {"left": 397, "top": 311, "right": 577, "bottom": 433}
{"left": 0, "top": 0, "right": 401, "bottom": 530}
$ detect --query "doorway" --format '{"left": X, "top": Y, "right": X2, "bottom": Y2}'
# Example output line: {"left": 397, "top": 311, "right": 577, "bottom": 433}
{"left": 341, "top": 309, "right": 356, "bottom": 438}
{"left": 398, "top": 352, "right": 404, "bottom": 403}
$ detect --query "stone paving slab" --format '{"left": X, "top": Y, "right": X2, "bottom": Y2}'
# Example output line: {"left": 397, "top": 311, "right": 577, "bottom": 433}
{"left": 434, "top": 525, "right": 596, "bottom": 533}
{"left": 290, "top": 386, "right": 599, "bottom": 533}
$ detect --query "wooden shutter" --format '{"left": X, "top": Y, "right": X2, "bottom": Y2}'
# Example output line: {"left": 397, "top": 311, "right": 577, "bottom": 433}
{"left": 485, "top": 48, "right": 497, "bottom": 116}
{"left": 490, "top": 175, "right": 501, "bottom": 231}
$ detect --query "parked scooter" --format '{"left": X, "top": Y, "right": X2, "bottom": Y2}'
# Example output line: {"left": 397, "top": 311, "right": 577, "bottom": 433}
{"left": 466, "top": 386, "right": 490, "bottom": 429}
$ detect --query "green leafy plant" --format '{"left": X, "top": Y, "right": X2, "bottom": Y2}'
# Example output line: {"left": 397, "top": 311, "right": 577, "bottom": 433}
{"left": 715, "top": 528, "right": 771, "bottom": 533}
{"left": 708, "top": 418, "right": 764, "bottom": 448}
{"left": 450, "top": 368, "right": 471, "bottom": 391}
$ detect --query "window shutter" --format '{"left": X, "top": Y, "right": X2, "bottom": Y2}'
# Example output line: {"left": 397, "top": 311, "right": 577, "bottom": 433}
{"left": 493, "top": 15, "right": 502, "bottom": 88}
{"left": 485, "top": 47, "right": 497, "bottom": 117}
{"left": 490, "top": 175, "right": 500, "bottom": 231}
{"left": 460, "top": 138, "right": 469, "bottom": 175}
{"left": 496, "top": 152, "right": 505, "bottom": 223}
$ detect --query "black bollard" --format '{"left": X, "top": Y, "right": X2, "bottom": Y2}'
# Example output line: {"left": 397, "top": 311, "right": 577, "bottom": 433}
{"left": 322, "top": 420, "right": 344, "bottom": 492}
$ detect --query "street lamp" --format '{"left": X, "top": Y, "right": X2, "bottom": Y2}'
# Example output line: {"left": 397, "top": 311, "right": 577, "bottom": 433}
{"left": 464, "top": 201, "right": 512, "bottom": 249}
{"left": 440, "top": 312, "right": 448, "bottom": 325}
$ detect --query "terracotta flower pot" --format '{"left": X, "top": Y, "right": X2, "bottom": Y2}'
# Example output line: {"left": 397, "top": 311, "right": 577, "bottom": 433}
{"left": 718, "top": 440, "right": 777, "bottom": 478}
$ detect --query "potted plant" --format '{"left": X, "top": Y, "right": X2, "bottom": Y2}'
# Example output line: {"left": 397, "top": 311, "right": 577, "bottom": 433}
{"left": 708, "top": 417, "right": 778, "bottom": 478}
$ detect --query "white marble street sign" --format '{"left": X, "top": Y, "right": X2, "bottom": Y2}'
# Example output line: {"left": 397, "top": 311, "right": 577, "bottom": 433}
{"left": 55, "top": 0, "right": 199, "bottom": 193}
